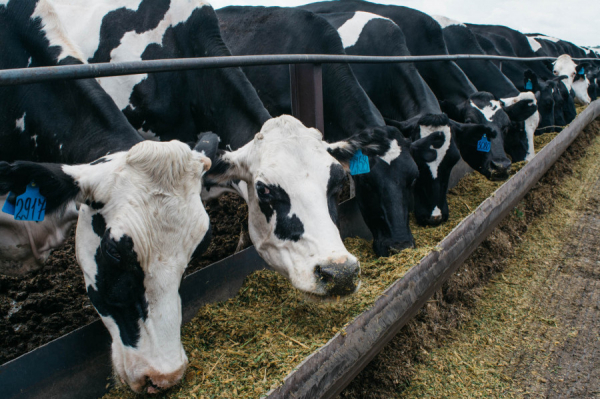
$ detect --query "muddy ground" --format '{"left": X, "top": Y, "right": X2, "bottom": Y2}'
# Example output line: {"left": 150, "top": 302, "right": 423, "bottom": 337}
{"left": 339, "top": 120, "right": 600, "bottom": 398}
{"left": 0, "top": 193, "right": 247, "bottom": 364}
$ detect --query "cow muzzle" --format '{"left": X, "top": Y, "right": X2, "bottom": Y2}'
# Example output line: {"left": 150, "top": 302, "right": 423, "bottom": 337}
{"left": 128, "top": 360, "right": 188, "bottom": 394}
{"left": 489, "top": 159, "right": 511, "bottom": 181}
{"left": 373, "top": 238, "right": 415, "bottom": 257}
{"left": 313, "top": 257, "right": 361, "bottom": 298}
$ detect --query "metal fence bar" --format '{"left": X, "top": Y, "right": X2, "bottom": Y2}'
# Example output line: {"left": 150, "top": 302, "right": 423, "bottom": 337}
{"left": 1, "top": 54, "right": 598, "bottom": 86}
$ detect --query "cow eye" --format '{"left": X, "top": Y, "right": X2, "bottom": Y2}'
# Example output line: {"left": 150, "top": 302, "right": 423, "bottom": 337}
{"left": 256, "top": 182, "right": 273, "bottom": 201}
{"left": 102, "top": 239, "right": 121, "bottom": 263}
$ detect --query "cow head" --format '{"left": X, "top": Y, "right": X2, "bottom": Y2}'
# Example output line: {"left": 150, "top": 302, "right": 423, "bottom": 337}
{"left": 351, "top": 126, "right": 419, "bottom": 256}
{"left": 499, "top": 92, "right": 539, "bottom": 162}
{"left": 203, "top": 115, "right": 389, "bottom": 293}
{"left": 0, "top": 141, "right": 212, "bottom": 394}
{"left": 393, "top": 114, "right": 460, "bottom": 226}
{"left": 553, "top": 55, "right": 591, "bottom": 105}
{"left": 442, "top": 92, "right": 512, "bottom": 180}
{"left": 524, "top": 70, "right": 556, "bottom": 134}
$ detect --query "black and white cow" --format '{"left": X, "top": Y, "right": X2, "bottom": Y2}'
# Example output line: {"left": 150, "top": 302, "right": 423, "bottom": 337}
{"left": 318, "top": 11, "right": 461, "bottom": 226}
{"left": 0, "top": 0, "right": 214, "bottom": 393}
{"left": 436, "top": 16, "right": 539, "bottom": 162}
{"left": 36, "top": 1, "right": 376, "bottom": 295}
{"left": 467, "top": 24, "right": 578, "bottom": 126}
{"left": 304, "top": 1, "right": 540, "bottom": 179}
{"left": 473, "top": 32, "right": 558, "bottom": 133}
{"left": 216, "top": 6, "right": 418, "bottom": 256}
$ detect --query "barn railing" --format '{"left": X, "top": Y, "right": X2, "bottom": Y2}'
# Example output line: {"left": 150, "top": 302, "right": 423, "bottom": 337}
{"left": 0, "top": 54, "right": 597, "bottom": 86}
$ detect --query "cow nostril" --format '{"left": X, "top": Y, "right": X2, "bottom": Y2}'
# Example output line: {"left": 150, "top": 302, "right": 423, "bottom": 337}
{"left": 314, "top": 265, "right": 335, "bottom": 284}
{"left": 145, "top": 376, "right": 162, "bottom": 394}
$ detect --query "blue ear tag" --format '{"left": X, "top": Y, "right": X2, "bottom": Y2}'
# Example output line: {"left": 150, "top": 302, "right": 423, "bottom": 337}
{"left": 578, "top": 67, "right": 585, "bottom": 75}
{"left": 10, "top": 183, "right": 46, "bottom": 222}
{"left": 349, "top": 149, "right": 370, "bottom": 175}
{"left": 525, "top": 80, "right": 533, "bottom": 90}
{"left": 477, "top": 134, "right": 491, "bottom": 153}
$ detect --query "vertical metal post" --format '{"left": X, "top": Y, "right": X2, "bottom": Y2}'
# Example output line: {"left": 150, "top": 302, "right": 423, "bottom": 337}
{"left": 499, "top": 61, "right": 503, "bottom": 72}
{"left": 290, "top": 63, "right": 325, "bottom": 133}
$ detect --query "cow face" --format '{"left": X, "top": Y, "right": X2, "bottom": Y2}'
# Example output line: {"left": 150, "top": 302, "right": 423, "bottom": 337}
{"left": 0, "top": 141, "right": 212, "bottom": 394}
{"left": 524, "top": 70, "right": 556, "bottom": 134}
{"left": 453, "top": 92, "right": 512, "bottom": 180}
{"left": 396, "top": 114, "right": 460, "bottom": 226}
{"left": 352, "top": 127, "right": 419, "bottom": 256}
{"left": 499, "top": 92, "right": 539, "bottom": 162}
{"left": 553, "top": 55, "right": 591, "bottom": 105}
{"left": 205, "top": 115, "right": 390, "bottom": 295}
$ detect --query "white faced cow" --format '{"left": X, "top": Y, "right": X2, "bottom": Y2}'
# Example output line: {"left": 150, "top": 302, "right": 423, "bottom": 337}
{"left": 201, "top": 115, "right": 391, "bottom": 296}
{"left": 1, "top": 0, "right": 214, "bottom": 393}
{"left": 553, "top": 54, "right": 592, "bottom": 105}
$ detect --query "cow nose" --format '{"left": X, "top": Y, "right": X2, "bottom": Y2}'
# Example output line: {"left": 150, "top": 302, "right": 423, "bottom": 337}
{"left": 387, "top": 240, "right": 415, "bottom": 255}
{"left": 142, "top": 363, "right": 187, "bottom": 394}
{"left": 426, "top": 214, "right": 444, "bottom": 226}
{"left": 490, "top": 158, "right": 510, "bottom": 180}
{"left": 314, "top": 259, "right": 360, "bottom": 297}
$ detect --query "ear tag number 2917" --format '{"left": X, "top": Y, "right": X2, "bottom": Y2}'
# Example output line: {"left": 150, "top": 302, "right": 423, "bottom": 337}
{"left": 349, "top": 149, "right": 370, "bottom": 176}
{"left": 1, "top": 183, "right": 46, "bottom": 222}
{"left": 477, "top": 134, "right": 491, "bottom": 153}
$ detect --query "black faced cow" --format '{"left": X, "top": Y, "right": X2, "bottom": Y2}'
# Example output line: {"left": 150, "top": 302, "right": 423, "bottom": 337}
{"left": 45, "top": 1, "right": 376, "bottom": 295}
{"left": 318, "top": 11, "right": 461, "bottom": 226}
{"left": 303, "top": 1, "right": 536, "bottom": 180}
{"left": 0, "top": 0, "right": 214, "bottom": 393}
{"left": 217, "top": 6, "right": 419, "bottom": 256}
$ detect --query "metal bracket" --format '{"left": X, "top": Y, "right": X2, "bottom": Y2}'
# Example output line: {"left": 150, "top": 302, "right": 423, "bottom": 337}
{"left": 290, "top": 63, "right": 325, "bottom": 133}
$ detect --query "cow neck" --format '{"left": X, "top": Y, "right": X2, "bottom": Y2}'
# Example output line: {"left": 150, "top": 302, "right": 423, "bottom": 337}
{"left": 442, "top": 26, "right": 520, "bottom": 99}
{"left": 328, "top": 12, "right": 441, "bottom": 121}
{"left": 0, "top": 2, "right": 142, "bottom": 165}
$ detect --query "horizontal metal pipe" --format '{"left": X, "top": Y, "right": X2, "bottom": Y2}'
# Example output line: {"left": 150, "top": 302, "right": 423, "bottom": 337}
{"left": 0, "top": 53, "right": 597, "bottom": 86}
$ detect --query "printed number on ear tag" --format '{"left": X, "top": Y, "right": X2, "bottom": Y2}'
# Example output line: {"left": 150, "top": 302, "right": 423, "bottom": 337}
{"left": 477, "top": 134, "right": 491, "bottom": 153}
{"left": 525, "top": 80, "right": 533, "bottom": 90}
{"left": 5, "top": 183, "right": 47, "bottom": 222}
{"left": 349, "top": 149, "right": 370, "bottom": 176}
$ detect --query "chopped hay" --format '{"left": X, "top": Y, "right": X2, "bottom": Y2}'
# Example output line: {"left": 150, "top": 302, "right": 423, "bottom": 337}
{"left": 103, "top": 124, "right": 577, "bottom": 399}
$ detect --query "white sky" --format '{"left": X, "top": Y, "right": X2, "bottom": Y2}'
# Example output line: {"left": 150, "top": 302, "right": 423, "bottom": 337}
{"left": 209, "top": 0, "right": 600, "bottom": 47}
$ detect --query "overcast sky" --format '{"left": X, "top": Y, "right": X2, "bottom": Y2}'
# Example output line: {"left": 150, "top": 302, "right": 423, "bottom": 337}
{"left": 209, "top": 0, "right": 600, "bottom": 48}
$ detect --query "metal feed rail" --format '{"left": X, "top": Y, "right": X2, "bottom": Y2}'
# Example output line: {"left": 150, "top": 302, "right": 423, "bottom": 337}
{"left": 0, "top": 53, "right": 597, "bottom": 86}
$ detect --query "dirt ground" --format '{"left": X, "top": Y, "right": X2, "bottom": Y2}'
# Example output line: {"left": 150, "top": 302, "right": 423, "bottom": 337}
{"left": 0, "top": 193, "right": 247, "bottom": 365}
{"left": 339, "top": 119, "right": 600, "bottom": 398}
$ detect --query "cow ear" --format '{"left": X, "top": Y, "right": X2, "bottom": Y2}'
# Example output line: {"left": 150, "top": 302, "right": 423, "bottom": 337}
{"left": 501, "top": 98, "right": 538, "bottom": 122}
{"left": 410, "top": 131, "right": 445, "bottom": 163}
{"left": 0, "top": 161, "right": 82, "bottom": 214}
{"left": 439, "top": 100, "right": 462, "bottom": 122}
{"left": 326, "top": 126, "right": 392, "bottom": 166}
{"left": 203, "top": 144, "right": 251, "bottom": 185}
{"left": 193, "top": 132, "right": 221, "bottom": 167}
{"left": 524, "top": 70, "right": 539, "bottom": 91}
{"left": 384, "top": 117, "right": 418, "bottom": 139}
